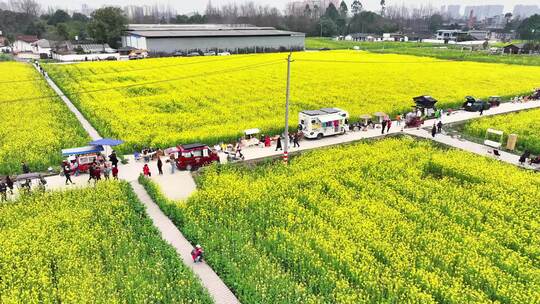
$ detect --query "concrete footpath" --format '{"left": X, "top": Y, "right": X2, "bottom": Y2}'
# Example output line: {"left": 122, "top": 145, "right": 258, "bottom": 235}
{"left": 130, "top": 182, "right": 240, "bottom": 304}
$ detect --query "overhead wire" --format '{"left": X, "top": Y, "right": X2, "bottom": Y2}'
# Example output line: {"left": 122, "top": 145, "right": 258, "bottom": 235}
{"left": 0, "top": 54, "right": 260, "bottom": 84}
{"left": 0, "top": 59, "right": 285, "bottom": 104}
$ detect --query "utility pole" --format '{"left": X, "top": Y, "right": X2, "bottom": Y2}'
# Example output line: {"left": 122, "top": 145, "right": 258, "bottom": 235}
{"left": 283, "top": 52, "right": 293, "bottom": 164}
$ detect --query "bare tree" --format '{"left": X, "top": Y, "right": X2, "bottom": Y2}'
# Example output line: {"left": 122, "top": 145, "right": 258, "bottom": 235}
{"left": 9, "top": 0, "right": 40, "bottom": 16}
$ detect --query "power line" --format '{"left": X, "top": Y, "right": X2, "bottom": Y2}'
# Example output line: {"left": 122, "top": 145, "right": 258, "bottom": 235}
{"left": 0, "top": 54, "right": 257, "bottom": 85}
{"left": 294, "top": 59, "right": 454, "bottom": 64}
{"left": 0, "top": 60, "right": 284, "bottom": 104}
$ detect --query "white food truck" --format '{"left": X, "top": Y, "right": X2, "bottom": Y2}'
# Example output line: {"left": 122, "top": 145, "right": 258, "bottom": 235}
{"left": 298, "top": 108, "right": 349, "bottom": 139}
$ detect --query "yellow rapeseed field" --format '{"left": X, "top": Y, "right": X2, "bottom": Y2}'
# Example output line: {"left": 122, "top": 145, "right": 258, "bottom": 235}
{"left": 45, "top": 51, "right": 540, "bottom": 151}
{"left": 0, "top": 181, "right": 212, "bottom": 303}
{"left": 142, "top": 137, "right": 540, "bottom": 303}
{"left": 0, "top": 62, "right": 88, "bottom": 174}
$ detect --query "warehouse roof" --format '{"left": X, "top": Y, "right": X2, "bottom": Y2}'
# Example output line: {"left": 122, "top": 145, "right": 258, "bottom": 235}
{"left": 127, "top": 29, "right": 305, "bottom": 38}
{"left": 124, "top": 24, "right": 305, "bottom": 38}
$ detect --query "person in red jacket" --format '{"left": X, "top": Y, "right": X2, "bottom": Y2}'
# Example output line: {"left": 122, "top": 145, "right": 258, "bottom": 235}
{"left": 143, "top": 164, "right": 151, "bottom": 177}
{"left": 191, "top": 244, "right": 204, "bottom": 263}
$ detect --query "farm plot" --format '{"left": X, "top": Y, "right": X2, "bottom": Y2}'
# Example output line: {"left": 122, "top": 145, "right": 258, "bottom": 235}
{"left": 45, "top": 51, "right": 540, "bottom": 151}
{"left": 0, "top": 181, "right": 211, "bottom": 303}
{"left": 0, "top": 62, "right": 88, "bottom": 174}
{"left": 463, "top": 108, "right": 540, "bottom": 154}
{"left": 142, "top": 138, "right": 540, "bottom": 304}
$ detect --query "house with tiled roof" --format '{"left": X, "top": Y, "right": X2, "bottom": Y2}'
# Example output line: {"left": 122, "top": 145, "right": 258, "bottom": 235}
{"left": 13, "top": 35, "right": 38, "bottom": 53}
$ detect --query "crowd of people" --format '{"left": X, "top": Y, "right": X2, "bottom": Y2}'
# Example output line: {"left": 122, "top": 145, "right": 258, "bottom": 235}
{"left": 0, "top": 162, "right": 48, "bottom": 201}
{"left": 63, "top": 151, "right": 120, "bottom": 185}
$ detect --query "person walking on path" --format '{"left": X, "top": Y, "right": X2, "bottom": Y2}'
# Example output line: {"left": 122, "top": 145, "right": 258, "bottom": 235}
{"left": 265, "top": 135, "right": 271, "bottom": 147}
{"left": 88, "top": 163, "right": 96, "bottom": 183}
{"left": 191, "top": 244, "right": 204, "bottom": 263}
{"left": 103, "top": 162, "right": 112, "bottom": 180}
{"left": 5, "top": 176, "right": 13, "bottom": 195}
{"left": 63, "top": 164, "right": 75, "bottom": 185}
{"left": 143, "top": 164, "right": 151, "bottom": 177}
{"left": 169, "top": 155, "right": 176, "bottom": 174}
{"left": 381, "top": 119, "right": 387, "bottom": 134}
{"left": 519, "top": 150, "right": 531, "bottom": 165}
{"left": 437, "top": 121, "right": 443, "bottom": 134}
{"left": 396, "top": 114, "right": 402, "bottom": 126}
{"left": 94, "top": 164, "right": 101, "bottom": 181}
{"left": 157, "top": 158, "right": 163, "bottom": 175}
{"left": 431, "top": 124, "right": 437, "bottom": 138}
{"left": 275, "top": 136, "right": 282, "bottom": 151}
{"left": 109, "top": 151, "right": 119, "bottom": 168}
{"left": 293, "top": 132, "right": 300, "bottom": 148}
{"left": 112, "top": 166, "right": 119, "bottom": 180}
{"left": 386, "top": 119, "right": 392, "bottom": 133}
{"left": 21, "top": 162, "right": 30, "bottom": 174}
{"left": 479, "top": 107, "right": 484, "bottom": 116}
{"left": 0, "top": 181, "right": 7, "bottom": 201}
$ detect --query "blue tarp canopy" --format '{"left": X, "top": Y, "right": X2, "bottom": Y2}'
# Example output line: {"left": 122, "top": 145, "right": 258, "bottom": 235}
{"left": 62, "top": 145, "right": 104, "bottom": 157}
{"left": 89, "top": 138, "right": 124, "bottom": 146}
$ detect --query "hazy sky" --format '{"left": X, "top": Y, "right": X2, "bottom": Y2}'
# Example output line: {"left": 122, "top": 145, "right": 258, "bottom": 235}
{"left": 35, "top": 0, "right": 540, "bottom": 14}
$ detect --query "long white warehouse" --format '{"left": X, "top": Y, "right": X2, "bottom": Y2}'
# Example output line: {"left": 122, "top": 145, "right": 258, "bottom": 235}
{"left": 122, "top": 24, "right": 305, "bottom": 55}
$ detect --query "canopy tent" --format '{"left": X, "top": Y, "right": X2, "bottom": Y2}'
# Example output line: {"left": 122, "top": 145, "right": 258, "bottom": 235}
{"left": 62, "top": 145, "right": 104, "bottom": 157}
{"left": 244, "top": 128, "right": 260, "bottom": 136}
{"left": 359, "top": 114, "right": 372, "bottom": 120}
{"left": 319, "top": 114, "right": 344, "bottom": 123}
{"left": 89, "top": 138, "right": 124, "bottom": 146}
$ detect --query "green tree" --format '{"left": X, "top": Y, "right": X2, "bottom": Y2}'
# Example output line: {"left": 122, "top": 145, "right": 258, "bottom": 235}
{"left": 317, "top": 17, "right": 338, "bottom": 37}
{"left": 24, "top": 20, "right": 46, "bottom": 37}
{"left": 47, "top": 9, "right": 70, "bottom": 25}
{"left": 351, "top": 0, "right": 363, "bottom": 16}
{"left": 325, "top": 3, "right": 340, "bottom": 21}
{"left": 517, "top": 14, "right": 540, "bottom": 41}
{"left": 339, "top": 1, "right": 348, "bottom": 18}
{"left": 428, "top": 14, "right": 443, "bottom": 33}
{"left": 380, "top": 0, "right": 386, "bottom": 17}
{"left": 87, "top": 7, "right": 127, "bottom": 48}
{"left": 72, "top": 12, "right": 89, "bottom": 23}
{"left": 55, "top": 22, "right": 70, "bottom": 40}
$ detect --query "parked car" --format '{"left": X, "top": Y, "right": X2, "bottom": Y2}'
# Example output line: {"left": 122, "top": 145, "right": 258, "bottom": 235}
{"left": 187, "top": 52, "right": 201, "bottom": 57}
{"left": 463, "top": 96, "right": 490, "bottom": 112}
{"left": 174, "top": 143, "right": 219, "bottom": 171}
{"left": 105, "top": 56, "right": 117, "bottom": 61}
{"left": 173, "top": 51, "right": 185, "bottom": 57}
{"left": 203, "top": 51, "right": 216, "bottom": 56}
{"left": 218, "top": 51, "right": 231, "bottom": 56}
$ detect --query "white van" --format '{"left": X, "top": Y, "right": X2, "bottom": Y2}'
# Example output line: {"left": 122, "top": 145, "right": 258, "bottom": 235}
{"left": 299, "top": 108, "right": 349, "bottom": 139}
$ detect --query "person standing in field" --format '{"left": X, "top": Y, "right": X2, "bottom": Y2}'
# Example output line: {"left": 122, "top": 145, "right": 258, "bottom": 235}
{"left": 63, "top": 164, "right": 75, "bottom": 185}
{"left": 275, "top": 136, "right": 282, "bottom": 151}
{"left": 21, "top": 162, "right": 30, "bottom": 174}
{"left": 431, "top": 124, "right": 437, "bottom": 137}
{"left": 157, "top": 158, "right": 163, "bottom": 175}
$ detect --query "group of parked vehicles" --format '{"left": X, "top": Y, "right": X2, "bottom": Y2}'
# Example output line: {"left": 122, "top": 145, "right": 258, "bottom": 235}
{"left": 173, "top": 51, "right": 231, "bottom": 57}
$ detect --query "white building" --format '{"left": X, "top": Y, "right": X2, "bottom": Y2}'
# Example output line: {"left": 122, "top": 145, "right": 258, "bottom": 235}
{"left": 31, "top": 39, "right": 54, "bottom": 57}
{"left": 464, "top": 5, "right": 504, "bottom": 21}
{"left": 122, "top": 24, "right": 305, "bottom": 55}
{"left": 13, "top": 35, "right": 38, "bottom": 53}
{"left": 513, "top": 5, "right": 540, "bottom": 19}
